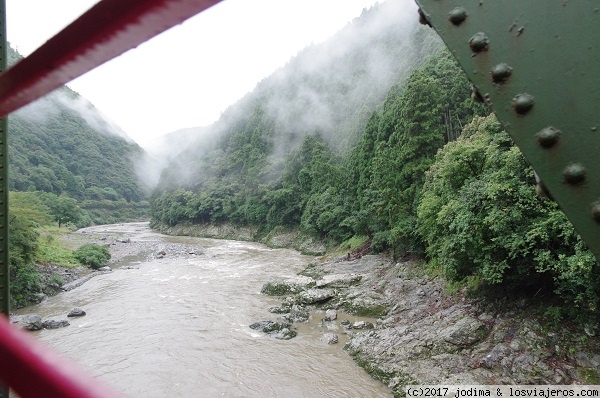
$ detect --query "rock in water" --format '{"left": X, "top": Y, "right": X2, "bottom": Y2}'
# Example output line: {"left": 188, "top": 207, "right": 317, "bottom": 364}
{"left": 42, "top": 319, "right": 70, "bottom": 329}
{"left": 321, "top": 333, "right": 339, "bottom": 345}
{"left": 325, "top": 309, "right": 337, "bottom": 321}
{"left": 12, "top": 314, "right": 43, "bottom": 331}
{"left": 67, "top": 308, "right": 86, "bottom": 317}
{"left": 249, "top": 320, "right": 297, "bottom": 339}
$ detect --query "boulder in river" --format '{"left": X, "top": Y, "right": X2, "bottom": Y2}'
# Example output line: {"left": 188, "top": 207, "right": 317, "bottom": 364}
{"left": 98, "top": 266, "right": 112, "bottom": 272}
{"left": 42, "top": 319, "right": 70, "bottom": 329}
{"left": 321, "top": 333, "right": 339, "bottom": 345}
{"left": 67, "top": 308, "right": 86, "bottom": 317}
{"left": 261, "top": 276, "right": 314, "bottom": 296}
{"left": 12, "top": 314, "right": 43, "bottom": 331}
{"left": 249, "top": 320, "right": 297, "bottom": 340}
{"left": 324, "top": 309, "right": 337, "bottom": 321}
{"left": 282, "top": 304, "right": 310, "bottom": 323}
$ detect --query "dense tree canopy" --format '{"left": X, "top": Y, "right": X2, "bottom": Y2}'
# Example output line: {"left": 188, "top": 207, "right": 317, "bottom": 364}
{"left": 7, "top": 46, "right": 147, "bottom": 203}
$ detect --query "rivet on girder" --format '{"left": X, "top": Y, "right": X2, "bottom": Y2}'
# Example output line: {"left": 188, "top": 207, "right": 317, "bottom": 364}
{"left": 469, "top": 32, "right": 489, "bottom": 53}
{"left": 512, "top": 93, "right": 534, "bottom": 115}
{"left": 563, "top": 163, "right": 586, "bottom": 185}
{"left": 491, "top": 63, "right": 513, "bottom": 83}
{"left": 449, "top": 7, "right": 468, "bottom": 25}
{"left": 536, "top": 127, "right": 561, "bottom": 148}
{"left": 592, "top": 204, "right": 600, "bottom": 223}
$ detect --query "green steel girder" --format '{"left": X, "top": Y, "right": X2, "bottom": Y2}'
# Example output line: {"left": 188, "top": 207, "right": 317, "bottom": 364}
{"left": 415, "top": 0, "right": 600, "bottom": 260}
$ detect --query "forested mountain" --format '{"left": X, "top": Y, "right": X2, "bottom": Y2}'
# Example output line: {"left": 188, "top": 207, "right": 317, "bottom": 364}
{"left": 7, "top": 46, "right": 147, "bottom": 203}
{"left": 151, "top": 1, "right": 449, "bottom": 222}
{"left": 150, "top": 0, "right": 599, "bottom": 320}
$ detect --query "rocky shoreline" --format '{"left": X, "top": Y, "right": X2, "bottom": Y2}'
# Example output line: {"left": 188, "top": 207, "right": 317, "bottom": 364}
{"left": 256, "top": 253, "right": 600, "bottom": 397}
{"left": 19, "top": 223, "right": 600, "bottom": 397}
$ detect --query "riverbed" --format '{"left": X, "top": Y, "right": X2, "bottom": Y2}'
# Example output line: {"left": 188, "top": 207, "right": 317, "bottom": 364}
{"left": 15, "top": 222, "right": 392, "bottom": 397}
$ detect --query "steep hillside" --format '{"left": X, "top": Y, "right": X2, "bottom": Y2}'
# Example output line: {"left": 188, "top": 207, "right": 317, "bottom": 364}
{"left": 7, "top": 46, "right": 147, "bottom": 202}
{"left": 153, "top": 1, "right": 442, "bottom": 194}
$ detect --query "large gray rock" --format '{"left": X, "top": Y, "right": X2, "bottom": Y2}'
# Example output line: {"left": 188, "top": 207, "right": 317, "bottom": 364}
{"left": 321, "top": 333, "right": 339, "bottom": 344}
{"left": 67, "top": 308, "right": 86, "bottom": 317}
{"left": 325, "top": 309, "right": 337, "bottom": 321}
{"left": 296, "top": 288, "right": 335, "bottom": 304}
{"left": 249, "top": 320, "right": 297, "bottom": 339}
{"left": 260, "top": 276, "right": 314, "bottom": 296}
{"left": 42, "top": 319, "right": 70, "bottom": 329}
{"left": 316, "top": 274, "right": 362, "bottom": 288}
{"left": 12, "top": 314, "right": 43, "bottom": 331}
{"left": 282, "top": 304, "right": 310, "bottom": 323}
{"left": 440, "top": 316, "right": 490, "bottom": 347}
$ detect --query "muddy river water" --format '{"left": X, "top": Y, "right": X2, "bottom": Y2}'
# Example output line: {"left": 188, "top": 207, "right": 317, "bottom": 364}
{"left": 17, "top": 223, "right": 392, "bottom": 397}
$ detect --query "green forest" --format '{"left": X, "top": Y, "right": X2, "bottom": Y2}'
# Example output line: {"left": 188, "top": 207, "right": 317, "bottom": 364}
{"left": 7, "top": 47, "right": 150, "bottom": 217}
{"left": 150, "top": 3, "right": 599, "bottom": 323}
{"left": 6, "top": 46, "right": 150, "bottom": 306}
{"left": 5, "top": 1, "right": 599, "bottom": 323}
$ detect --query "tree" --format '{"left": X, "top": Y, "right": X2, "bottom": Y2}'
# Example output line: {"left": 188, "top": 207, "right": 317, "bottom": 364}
{"left": 416, "top": 115, "right": 599, "bottom": 317}
{"left": 46, "top": 195, "right": 83, "bottom": 227}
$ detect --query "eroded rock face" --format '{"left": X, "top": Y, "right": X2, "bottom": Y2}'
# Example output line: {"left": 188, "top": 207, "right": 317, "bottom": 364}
{"left": 296, "top": 289, "right": 335, "bottom": 305}
{"left": 440, "top": 316, "right": 490, "bottom": 347}
{"left": 260, "top": 276, "right": 314, "bottom": 296}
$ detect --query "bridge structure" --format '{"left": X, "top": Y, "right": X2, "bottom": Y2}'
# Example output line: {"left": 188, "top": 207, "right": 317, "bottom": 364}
{"left": 0, "top": 0, "right": 598, "bottom": 396}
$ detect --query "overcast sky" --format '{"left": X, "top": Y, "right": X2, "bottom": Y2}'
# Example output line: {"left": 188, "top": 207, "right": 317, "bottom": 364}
{"left": 6, "top": 0, "right": 383, "bottom": 149}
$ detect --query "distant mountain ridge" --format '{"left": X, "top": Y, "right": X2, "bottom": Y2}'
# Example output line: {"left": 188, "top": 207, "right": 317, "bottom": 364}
{"left": 7, "top": 46, "right": 148, "bottom": 202}
{"left": 155, "top": 1, "right": 442, "bottom": 192}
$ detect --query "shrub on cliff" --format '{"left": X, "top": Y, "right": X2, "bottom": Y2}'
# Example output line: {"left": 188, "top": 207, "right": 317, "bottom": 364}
{"left": 73, "top": 243, "right": 111, "bottom": 269}
{"left": 417, "top": 115, "right": 599, "bottom": 318}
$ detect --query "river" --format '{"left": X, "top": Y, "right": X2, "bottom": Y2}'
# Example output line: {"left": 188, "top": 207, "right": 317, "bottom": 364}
{"left": 15, "top": 223, "right": 392, "bottom": 397}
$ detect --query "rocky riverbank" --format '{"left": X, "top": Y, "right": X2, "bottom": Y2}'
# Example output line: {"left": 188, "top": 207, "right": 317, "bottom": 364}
{"left": 154, "top": 222, "right": 327, "bottom": 255}
{"left": 258, "top": 253, "right": 600, "bottom": 397}
{"left": 30, "top": 222, "right": 600, "bottom": 396}
{"left": 27, "top": 224, "right": 204, "bottom": 307}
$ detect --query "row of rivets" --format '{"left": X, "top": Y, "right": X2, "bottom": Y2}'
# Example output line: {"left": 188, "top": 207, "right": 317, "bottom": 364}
{"left": 447, "top": 5, "right": 599, "bottom": 224}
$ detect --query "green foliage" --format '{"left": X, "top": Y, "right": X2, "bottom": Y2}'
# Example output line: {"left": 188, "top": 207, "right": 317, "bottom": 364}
{"left": 73, "top": 243, "right": 111, "bottom": 269}
{"left": 10, "top": 262, "right": 43, "bottom": 308}
{"left": 340, "top": 235, "right": 370, "bottom": 250}
{"left": 35, "top": 229, "right": 79, "bottom": 267}
{"left": 43, "top": 194, "right": 83, "bottom": 228}
{"left": 7, "top": 45, "right": 147, "bottom": 203}
{"left": 8, "top": 196, "right": 44, "bottom": 307}
{"left": 348, "top": 49, "right": 488, "bottom": 256}
{"left": 417, "top": 115, "right": 600, "bottom": 316}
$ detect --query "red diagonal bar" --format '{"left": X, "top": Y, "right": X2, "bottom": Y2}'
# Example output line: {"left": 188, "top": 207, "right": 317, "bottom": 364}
{"left": 0, "top": 316, "right": 122, "bottom": 397}
{"left": 0, "top": 0, "right": 223, "bottom": 118}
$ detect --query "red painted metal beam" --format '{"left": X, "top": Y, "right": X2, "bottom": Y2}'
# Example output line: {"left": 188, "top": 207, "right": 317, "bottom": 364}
{"left": 0, "top": 0, "right": 223, "bottom": 118}
{"left": 0, "top": 315, "right": 122, "bottom": 397}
